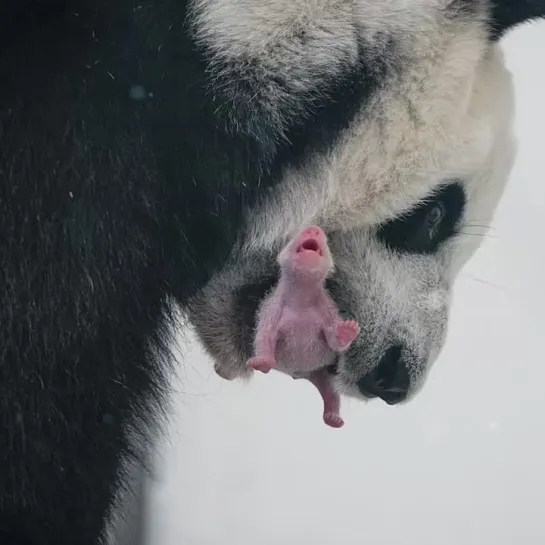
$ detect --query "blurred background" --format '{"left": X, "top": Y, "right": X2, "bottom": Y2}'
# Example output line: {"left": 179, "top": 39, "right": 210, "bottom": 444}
{"left": 134, "top": 21, "right": 545, "bottom": 545}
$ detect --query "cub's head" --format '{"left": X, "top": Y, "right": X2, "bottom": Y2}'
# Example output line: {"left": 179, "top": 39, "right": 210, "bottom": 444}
{"left": 187, "top": 1, "right": 544, "bottom": 404}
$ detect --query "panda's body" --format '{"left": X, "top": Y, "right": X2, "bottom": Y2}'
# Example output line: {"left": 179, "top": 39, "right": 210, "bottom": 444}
{"left": 0, "top": 1, "right": 543, "bottom": 543}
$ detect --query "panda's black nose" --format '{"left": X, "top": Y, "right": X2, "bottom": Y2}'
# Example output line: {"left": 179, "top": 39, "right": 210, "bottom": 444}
{"left": 357, "top": 344, "right": 410, "bottom": 405}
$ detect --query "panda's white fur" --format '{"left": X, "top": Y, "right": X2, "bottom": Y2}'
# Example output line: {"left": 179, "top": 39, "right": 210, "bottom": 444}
{"left": 188, "top": 0, "right": 518, "bottom": 403}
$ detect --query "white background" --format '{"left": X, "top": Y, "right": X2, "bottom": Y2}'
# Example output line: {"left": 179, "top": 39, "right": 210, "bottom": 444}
{"left": 145, "top": 22, "right": 545, "bottom": 545}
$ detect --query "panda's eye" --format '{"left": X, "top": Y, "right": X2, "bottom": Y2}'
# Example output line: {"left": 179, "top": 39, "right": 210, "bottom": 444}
{"left": 376, "top": 182, "right": 465, "bottom": 255}
{"left": 426, "top": 203, "right": 444, "bottom": 235}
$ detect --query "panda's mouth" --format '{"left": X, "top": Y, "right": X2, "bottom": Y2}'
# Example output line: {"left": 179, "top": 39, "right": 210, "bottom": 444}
{"left": 233, "top": 266, "right": 280, "bottom": 357}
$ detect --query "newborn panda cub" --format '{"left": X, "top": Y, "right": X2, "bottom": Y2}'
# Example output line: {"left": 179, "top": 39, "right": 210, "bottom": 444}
{"left": 248, "top": 226, "right": 361, "bottom": 428}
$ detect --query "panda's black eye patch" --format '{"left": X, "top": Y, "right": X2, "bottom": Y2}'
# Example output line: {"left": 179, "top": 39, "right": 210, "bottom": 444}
{"left": 376, "top": 181, "right": 466, "bottom": 254}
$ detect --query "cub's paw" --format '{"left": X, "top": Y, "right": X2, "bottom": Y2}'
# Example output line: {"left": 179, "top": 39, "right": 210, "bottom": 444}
{"left": 323, "top": 412, "right": 344, "bottom": 429}
{"left": 247, "top": 356, "right": 276, "bottom": 374}
{"left": 335, "top": 320, "right": 360, "bottom": 351}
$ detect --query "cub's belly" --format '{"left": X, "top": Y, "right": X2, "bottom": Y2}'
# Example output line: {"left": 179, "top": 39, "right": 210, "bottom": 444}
{"left": 275, "top": 324, "right": 334, "bottom": 373}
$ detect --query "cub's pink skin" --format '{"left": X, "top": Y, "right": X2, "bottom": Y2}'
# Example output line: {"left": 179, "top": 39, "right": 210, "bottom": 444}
{"left": 246, "top": 225, "right": 360, "bottom": 428}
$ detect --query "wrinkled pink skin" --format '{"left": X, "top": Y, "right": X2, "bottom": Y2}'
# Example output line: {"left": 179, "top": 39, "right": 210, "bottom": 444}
{"left": 247, "top": 226, "right": 360, "bottom": 429}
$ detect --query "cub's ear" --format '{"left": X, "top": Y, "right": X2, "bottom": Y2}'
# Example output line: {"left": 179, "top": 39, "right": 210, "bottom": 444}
{"left": 489, "top": 0, "right": 545, "bottom": 40}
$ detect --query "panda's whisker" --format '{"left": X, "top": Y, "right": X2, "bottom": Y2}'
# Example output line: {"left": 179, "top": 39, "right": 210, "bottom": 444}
{"left": 457, "top": 231, "right": 497, "bottom": 239}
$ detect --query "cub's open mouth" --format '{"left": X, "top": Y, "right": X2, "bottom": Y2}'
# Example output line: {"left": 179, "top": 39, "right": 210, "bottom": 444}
{"left": 297, "top": 238, "right": 323, "bottom": 255}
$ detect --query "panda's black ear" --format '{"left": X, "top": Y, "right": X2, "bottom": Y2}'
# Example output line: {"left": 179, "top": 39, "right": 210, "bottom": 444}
{"left": 489, "top": 0, "right": 545, "bottom": 40}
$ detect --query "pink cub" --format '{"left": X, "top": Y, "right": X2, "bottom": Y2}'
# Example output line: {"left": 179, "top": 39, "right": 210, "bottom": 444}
{"left": 247, "top": 225, "right": 360, "bottom": 428}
